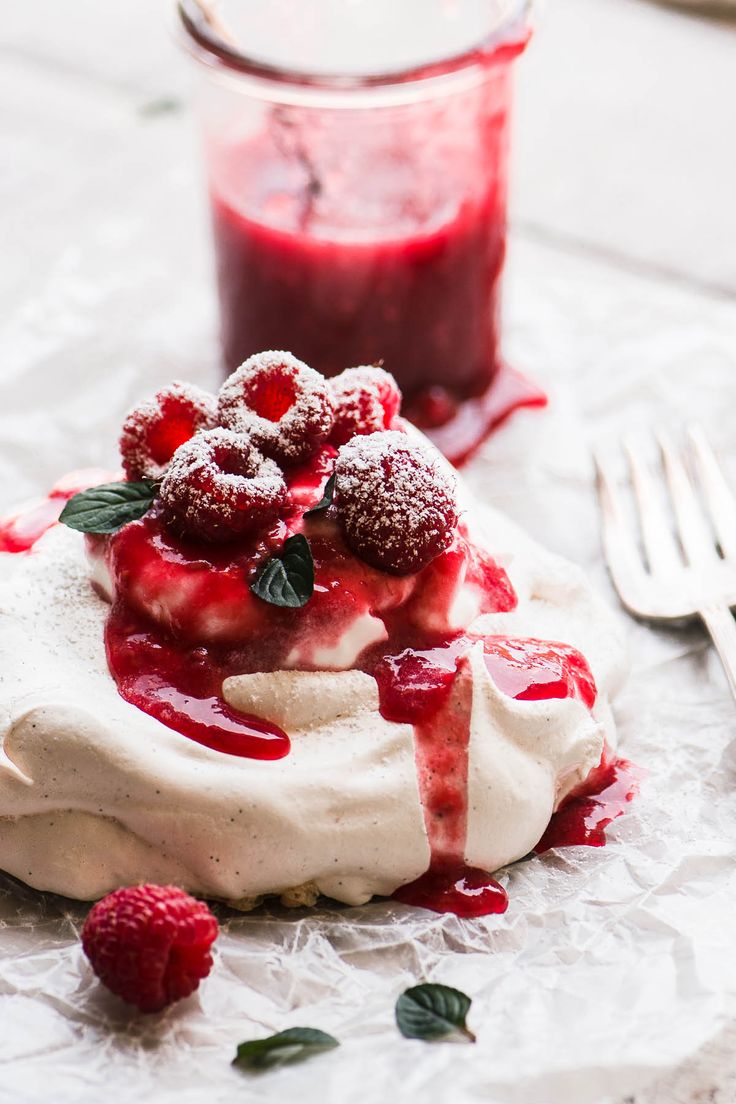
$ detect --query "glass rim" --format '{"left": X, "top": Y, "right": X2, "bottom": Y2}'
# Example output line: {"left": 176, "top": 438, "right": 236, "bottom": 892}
{"left": 177, "top": 0, "right": 533, "bottom": 101}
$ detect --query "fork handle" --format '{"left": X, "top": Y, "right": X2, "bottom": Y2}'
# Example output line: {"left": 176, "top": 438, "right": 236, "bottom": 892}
{"left": 699, "top": 605, "right": 736, "bottom": 701}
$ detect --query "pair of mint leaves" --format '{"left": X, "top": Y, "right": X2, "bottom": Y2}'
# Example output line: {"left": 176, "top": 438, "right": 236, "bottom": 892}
{"left": 233, "top": 983, "right": 474, "bottom": 1072}
{"left": 59, "top": 474, "right": 337, "bottom": 610}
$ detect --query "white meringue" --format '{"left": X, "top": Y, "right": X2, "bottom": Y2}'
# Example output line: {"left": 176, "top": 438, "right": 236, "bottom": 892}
{"left": 0, "top": 475, "right": 625, "bottom": 905}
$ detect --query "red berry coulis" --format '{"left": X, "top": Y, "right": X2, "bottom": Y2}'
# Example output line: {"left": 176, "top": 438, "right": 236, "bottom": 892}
{"left": 0, "top": 495, "right": 69, "bottom": 554}
{"left": 0, "top": 470, "right": 113, "bottom": 554}
{"left": 366, "top": 632, "right": 636, "bottom": 917}
{"left": 535, "top": 752, "right": 643, "bottom": 854}
{"left": 105, "top": 605, "right": 290, "bottom": 760}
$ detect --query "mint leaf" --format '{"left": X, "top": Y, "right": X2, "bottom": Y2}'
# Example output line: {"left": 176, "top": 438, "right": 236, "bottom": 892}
{"left": 59, "top": 481, "right": 157, "bottom": 534}
{"left": 305, "top": 472, "right": 335, "bottom": 516}
{"left": 232, "top": 1027, "right": 339, "bottom": 1071}
{"left": 395, "top": 983, "right": 475, "bottom": 1043}
{"left": 250, "top": 534, "right": 314, "bottom": 608}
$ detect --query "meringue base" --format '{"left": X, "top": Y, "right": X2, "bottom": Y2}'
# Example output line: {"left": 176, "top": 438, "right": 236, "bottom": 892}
{"left": 0, "top": 502, "right": 625, "bottom": 906}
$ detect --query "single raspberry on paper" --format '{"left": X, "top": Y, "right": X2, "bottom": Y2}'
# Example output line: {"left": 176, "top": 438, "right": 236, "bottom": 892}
{"left": 81, "top": 884, "right": 219, "bottom": 1013}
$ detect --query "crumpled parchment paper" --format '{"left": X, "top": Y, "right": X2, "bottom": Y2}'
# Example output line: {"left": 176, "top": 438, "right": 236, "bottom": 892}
{"left": 1, "top": 97, "right": 736, "bottom": 1104}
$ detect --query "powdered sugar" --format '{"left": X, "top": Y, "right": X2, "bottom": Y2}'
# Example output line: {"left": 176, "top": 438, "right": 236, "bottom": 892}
{"left": 218, "top": 351, "right": 334, "bottom": 465}
{"left": 159, "top": 427, "right": 287, "bottom": 542}
{"left": 119, "top": 380, "right": 217, "bottom": 481}
{"left": 335, "top": 430, "right": 459, "bottom": 574}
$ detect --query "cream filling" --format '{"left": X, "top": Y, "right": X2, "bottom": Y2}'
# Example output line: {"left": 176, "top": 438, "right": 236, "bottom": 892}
{"left": 285, "top": 611, "right": 388, "bottom": 670}
{"left": 0, "top": 484, "right": 626, "bottom": 905}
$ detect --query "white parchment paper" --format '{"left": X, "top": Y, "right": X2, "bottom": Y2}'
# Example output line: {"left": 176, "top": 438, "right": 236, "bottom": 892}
{"left": 1, "top": 98, "right": 736, "bottom": 1104}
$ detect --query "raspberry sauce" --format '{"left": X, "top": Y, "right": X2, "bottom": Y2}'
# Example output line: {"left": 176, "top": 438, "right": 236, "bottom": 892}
{"left": 0, "top": 496, "right": 69, "bottom": 553}
{"left": 382, "top": 648, "right": 510, "bottom": 918}
{"left": 374, "top": 635, "right": 632, "bottom": 918}
{"left": 0, "top": 470, "right": 113, "bottom": 554}
{"left": 95, "top": 492, "right": 517, "bottom": 769}
{"left": 535, "top": 753, "right": 643, "bottom": 853}
{"left": 105, "top": 605, "right": 290, "bottom": 760}
{"left": 408, "top": 365, "right": 547, "bottom": 468}
{"left": 210, "top": 125, "right": 546, "bottom": 465}
{"left": 212, "top": 140, "right": 507, "bottom": 396}
{"left": 393, "top": 863, "right": 509, "bottom": 918}
{"left": 483, "top": 637, "right": 597, "bottom": 709}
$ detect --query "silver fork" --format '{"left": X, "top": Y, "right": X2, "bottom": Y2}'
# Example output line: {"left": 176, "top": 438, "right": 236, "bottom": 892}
{"left": 595, "top": 425, "right": 736, "bottom": 700}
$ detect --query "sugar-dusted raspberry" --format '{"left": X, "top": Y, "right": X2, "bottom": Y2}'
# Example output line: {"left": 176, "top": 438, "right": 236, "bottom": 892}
{"left": 159, "top": 427, "right": 287, "bottom": 542}
{"left": 328, "top": 365, "right": 402, "bottom": 447}
{"left": 334, "top": 430, "right": 459, "bottom": 575}
{"left": 81, "top": 884, "right": 218, "bottom": 1014}
{"left": 120, "top": 381, "right": 217, "bottom": 481}
{"left": 218, "top": 351, "right": 334, "bottom": 466}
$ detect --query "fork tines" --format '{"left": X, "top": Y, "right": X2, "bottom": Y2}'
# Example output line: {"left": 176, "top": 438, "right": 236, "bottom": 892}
{"left": 595, "top": 425, "right": 736, "bottom": 623}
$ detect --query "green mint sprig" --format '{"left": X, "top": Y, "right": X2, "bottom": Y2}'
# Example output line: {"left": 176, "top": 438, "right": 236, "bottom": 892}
{"left": 233, "top": 1027, "right": 339, "bottom": 1071}
{"left": 250, "top": 534, "right": 315, "bottom": 608}
{"left": 59, "top": 481, "right": 158, "bottom": 534}
{"left": 395, "top": 983, "right": 476, "bottom": 1043}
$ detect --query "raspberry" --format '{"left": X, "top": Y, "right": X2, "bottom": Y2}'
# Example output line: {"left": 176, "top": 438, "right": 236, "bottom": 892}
{"left": 334, "top": 430, "right": 459, "bottom": 575}
{"left": 120, "top": 382, "right": 217, "bottom": 481}
{"left": 218, "top": 351, "right": 334, "bottom": 466}
{"left": 159, "top": 427, "right": 287, "bottom": 542}
{"left": 328, "top": 365, "right": 402, "bottom": 447}
{"left": 81, "top": 884, "right": 218, "bottom": 1014}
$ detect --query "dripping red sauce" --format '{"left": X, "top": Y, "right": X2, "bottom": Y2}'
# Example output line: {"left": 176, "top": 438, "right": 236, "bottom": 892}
{"left": 362, "top": 632, "right": 612, "bottom": 918}
{"left": 393, "top": 863, "right": 509, "bottom": 918}
{"left": 0, "top": 469, "right": 111, "bottom": 554}
{"left": 410, "top": 363, "right": 547, "bottom": 468}
{"left": 385, "top": 648, "right": 510, "bottom": 918}
{"left": 535, "top": 752, "right": 644, "bottom": 853}
{"left": 100, "top": 449, "right": 338, "bottom": 762}
{"left": 105, "top": 604, "right": 290, "bottom": 760}
{"left": 95, "top": 444, "right": 515, "bottom": 765}
{"left": 93, "top": 441, "right": 518, "bottom": 769}
{"left": 483, "top": 636, "right": 597, "bottom": 709}
{"left": 99, "top": 519, "right": 514, "bottom": 763}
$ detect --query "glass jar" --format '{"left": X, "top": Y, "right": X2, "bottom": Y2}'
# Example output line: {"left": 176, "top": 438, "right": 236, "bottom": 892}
{"left": 178, "top": 0, "right": 541, "bottom": 462}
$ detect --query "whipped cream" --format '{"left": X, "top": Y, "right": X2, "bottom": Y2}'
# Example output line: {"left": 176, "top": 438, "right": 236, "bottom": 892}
{"left": 0, "top": 470, "right": 626, "bottom": 905}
